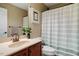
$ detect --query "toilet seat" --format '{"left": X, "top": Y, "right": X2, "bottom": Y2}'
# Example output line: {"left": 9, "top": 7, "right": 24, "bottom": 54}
{"left": 42, "top": 45, "right": 56, "bottom": 56}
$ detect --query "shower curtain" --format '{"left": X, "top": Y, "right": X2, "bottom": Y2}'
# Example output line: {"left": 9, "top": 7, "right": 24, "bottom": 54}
{"left": 42, "top": 4, "right": 79, "bottom": 56}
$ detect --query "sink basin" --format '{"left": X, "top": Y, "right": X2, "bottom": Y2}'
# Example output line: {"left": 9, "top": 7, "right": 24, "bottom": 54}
{"left": 9, "top": 41, "right": 29, "bottom": 48}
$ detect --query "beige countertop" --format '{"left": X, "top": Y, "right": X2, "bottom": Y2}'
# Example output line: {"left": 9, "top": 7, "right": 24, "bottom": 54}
{"left": 0, "top": 37, "right": 42, "bottom": 56}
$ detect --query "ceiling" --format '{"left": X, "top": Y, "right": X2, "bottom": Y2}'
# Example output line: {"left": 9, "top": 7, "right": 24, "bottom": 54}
{"left": 10, "top": 3, "right": 71, "bottom": 11}
{"left": 44, "top": 3, "right": 58, "bottom": 7}
{"left": 10, "top": 3, "right": 58, "bottom": 11}
{"left": 10, "top": 3, "right": 29, "bottom": 11}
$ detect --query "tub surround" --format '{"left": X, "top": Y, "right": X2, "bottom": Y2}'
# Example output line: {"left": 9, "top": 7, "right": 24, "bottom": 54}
{"left": 0, "top": 37, "right": 42, "bottom": 56}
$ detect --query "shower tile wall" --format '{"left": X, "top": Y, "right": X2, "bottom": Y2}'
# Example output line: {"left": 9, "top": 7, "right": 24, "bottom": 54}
{"left": 42, "top": 4, "right": 79, "bottom": 56}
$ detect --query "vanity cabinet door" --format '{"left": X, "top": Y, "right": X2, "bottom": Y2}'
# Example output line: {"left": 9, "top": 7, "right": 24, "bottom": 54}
{"left": 28, "top": 42, "right": 42, "bottom": 56}
{"left": 11, "top": 48, "right": 28, "bottom": 56}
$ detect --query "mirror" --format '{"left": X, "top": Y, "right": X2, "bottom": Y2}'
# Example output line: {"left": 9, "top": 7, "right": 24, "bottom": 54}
{"left": 0, "top": 4, "right": 28, "bottom": 38}
{"left": 23, "top": 16, "right": 29, "bottom": 28}
{"left": 0, "top": 8, "right": 7, "bottom": 37}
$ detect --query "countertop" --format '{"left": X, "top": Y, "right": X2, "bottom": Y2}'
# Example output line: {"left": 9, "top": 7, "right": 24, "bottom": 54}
{"left": 0, "top": 37, "right": 42, "bottom": 56}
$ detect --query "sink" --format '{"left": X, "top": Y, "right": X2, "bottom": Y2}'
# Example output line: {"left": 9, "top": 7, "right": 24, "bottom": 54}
{"left": 9, "top": 41, "right": 29, "bottom": 48}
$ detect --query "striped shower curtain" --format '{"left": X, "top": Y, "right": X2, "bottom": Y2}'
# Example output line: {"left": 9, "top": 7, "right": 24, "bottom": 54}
{"left": 42, "top": 4, "right": 79, "bottom": 56}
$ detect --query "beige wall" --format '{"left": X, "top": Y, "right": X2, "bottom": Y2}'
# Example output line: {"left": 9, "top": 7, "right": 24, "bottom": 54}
{"left": 29, "top": 3, "right": 48, "bottom": 38}
{"left": 0, "top": 3, "right": 27, "bottom": 36}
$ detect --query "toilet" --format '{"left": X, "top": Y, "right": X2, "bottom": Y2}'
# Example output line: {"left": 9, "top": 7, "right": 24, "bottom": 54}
{"left": 42, "top": 45, "right": 56, "bottom": 56}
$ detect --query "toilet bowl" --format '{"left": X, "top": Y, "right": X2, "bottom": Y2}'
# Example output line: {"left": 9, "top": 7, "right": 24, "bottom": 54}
{"left": 42, "top": 45, "right": 56, "bottom": 56}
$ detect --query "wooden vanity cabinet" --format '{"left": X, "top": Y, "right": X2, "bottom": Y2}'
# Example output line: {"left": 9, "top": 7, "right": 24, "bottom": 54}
{"left": 28, "top": 42, "right": 42, "bottom": 56}
{"left": 10, "top": 42, "right": 42, "bottom": 56}
{"left": 11, "top": 48, "right": 28, "bottom": 56}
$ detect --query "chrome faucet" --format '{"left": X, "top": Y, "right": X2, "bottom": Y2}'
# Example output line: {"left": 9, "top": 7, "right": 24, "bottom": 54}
{"left": 11, "top": 33, "right": 19, "bottom": 42}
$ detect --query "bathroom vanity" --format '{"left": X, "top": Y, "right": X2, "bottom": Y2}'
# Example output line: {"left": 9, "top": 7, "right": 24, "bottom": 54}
{"left": 0, "top": 37, "right": 42, "bottom": 56}
{"left": 10, "top": 42, "right": 42, "bottom": 56}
